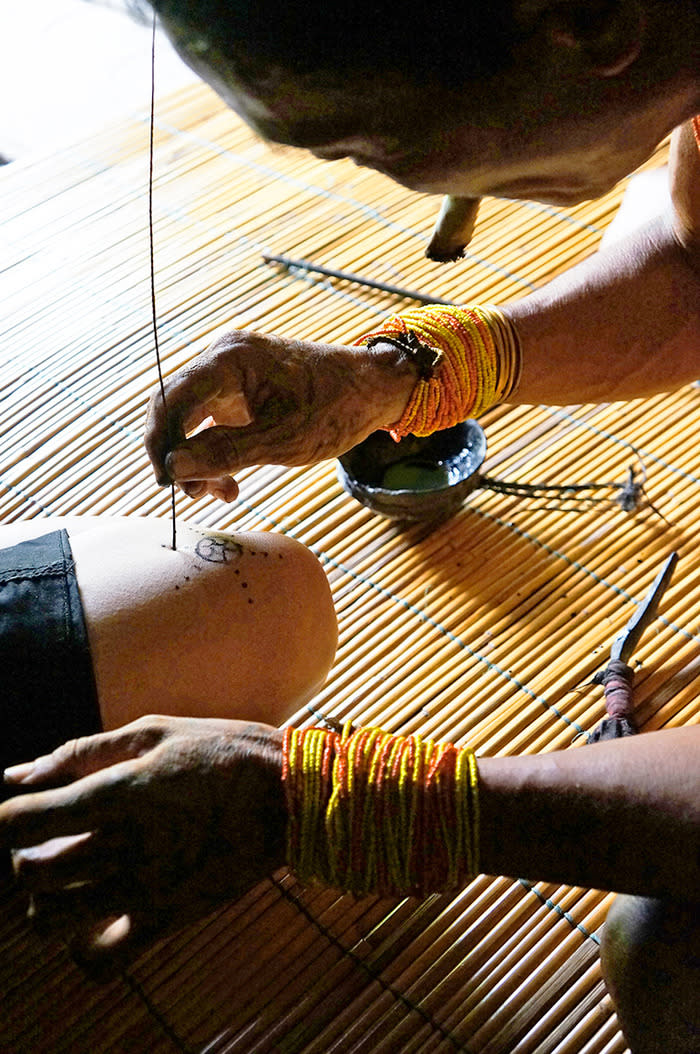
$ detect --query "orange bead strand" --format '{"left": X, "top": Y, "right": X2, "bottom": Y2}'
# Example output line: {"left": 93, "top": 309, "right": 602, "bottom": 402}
{"left": 354, "top": 304, "right": 522, "bottom": 440}
{"left": 283, "top": 724, "right": 480, "bottom": 897}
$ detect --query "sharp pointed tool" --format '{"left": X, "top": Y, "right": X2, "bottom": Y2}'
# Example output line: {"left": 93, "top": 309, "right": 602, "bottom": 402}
{"left": 588, "top": 552, "right": 678, "bottom": 742}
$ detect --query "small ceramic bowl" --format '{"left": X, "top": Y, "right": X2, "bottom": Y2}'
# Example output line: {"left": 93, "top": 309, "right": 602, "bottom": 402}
{"left": 337, "top": 420, "right": 487, "bottom": 522}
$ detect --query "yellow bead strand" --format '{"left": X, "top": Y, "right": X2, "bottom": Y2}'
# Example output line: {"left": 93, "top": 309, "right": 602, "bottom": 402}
{"left": 283, "top": 725, "right": 480, "bottom": 897}
{"left": 354, "top": 304, "right": 522, "bottom": 439}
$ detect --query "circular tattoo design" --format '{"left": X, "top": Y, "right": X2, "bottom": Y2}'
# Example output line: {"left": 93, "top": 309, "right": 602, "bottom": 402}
{"left": 194, "top": 535, "right": 244, "bottom": 564}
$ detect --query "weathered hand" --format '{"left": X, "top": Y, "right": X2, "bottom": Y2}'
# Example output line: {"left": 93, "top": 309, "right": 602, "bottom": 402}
{"left": 0, "top": 716, "right": 285, "bottom": 977}
{"left": 144, "top": 329, "right": 415, "bottom": 501}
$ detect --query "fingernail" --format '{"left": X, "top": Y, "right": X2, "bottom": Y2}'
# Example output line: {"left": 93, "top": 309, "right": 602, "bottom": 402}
{"left": 167, "top": 450, "right": 196, "bottom": 477}
{"left": 4, "top": 761, "right": 34, "bottom": 783}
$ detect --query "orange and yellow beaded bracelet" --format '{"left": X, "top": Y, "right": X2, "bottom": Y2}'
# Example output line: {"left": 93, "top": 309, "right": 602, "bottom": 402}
{"left": 282, "top": 724, "right": 480, "bottom": 897}
{"left": 353, "top": 304, "right": 521, "bottom": 440}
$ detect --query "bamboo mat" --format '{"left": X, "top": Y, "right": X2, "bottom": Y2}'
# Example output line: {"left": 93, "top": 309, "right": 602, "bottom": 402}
{"left": 1, "top": 80, "right": 696, "bottom": 1054}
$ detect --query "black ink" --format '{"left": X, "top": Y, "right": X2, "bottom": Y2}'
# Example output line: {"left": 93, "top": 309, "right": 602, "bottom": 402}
{"left": 195, "top": 535, "right": 244, "bottom": 564}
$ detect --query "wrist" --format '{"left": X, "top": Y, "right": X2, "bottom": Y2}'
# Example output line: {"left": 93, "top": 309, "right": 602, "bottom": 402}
{"left": 283, "top": 725, "right": 480, "bottom": 896}
{"left": 354, "top": 339, "right": 419, "bottom": 431}
{"left": 350, "top": 305, "right": 522, "bottom": 439}
{"left": 231, "top": 724, "right": 287, "bottom": 872}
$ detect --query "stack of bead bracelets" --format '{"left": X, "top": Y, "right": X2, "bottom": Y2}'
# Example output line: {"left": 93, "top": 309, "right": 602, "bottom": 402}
{"left": 283, "top": 724, "right": 480, "bottom": 897}
{"left": 353, "top": 304, "right": 522, "bottom": 440}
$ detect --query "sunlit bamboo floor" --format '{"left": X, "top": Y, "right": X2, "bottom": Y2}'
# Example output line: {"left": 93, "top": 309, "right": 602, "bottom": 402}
{"left": 1, "top": 81, "right": 696, "bottom": 1053}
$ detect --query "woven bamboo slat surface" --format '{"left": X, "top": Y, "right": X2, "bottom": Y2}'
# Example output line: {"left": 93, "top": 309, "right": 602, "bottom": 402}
{"left": 1, "top": 79, "right": 693, "bottom": 1053}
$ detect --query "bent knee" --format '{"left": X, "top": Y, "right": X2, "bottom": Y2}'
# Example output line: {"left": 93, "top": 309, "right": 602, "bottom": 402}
{"left": 80, "top": 523, "right": 336, "bottom": 729}
{"left": 601, "top": 894, "right": 700, "bottom": 1054}
{"left": 254, "top": 533, "right": 337, "bottom": 721}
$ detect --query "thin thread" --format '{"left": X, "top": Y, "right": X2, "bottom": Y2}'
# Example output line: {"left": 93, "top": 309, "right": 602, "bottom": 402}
{"left": 149, "top": 10, "right": 176, "bottom": 550}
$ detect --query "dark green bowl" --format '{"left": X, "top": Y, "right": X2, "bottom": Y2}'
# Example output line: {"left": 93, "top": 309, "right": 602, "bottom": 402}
{"left": 337, "top": 420, "right": 487, "bottom": 522}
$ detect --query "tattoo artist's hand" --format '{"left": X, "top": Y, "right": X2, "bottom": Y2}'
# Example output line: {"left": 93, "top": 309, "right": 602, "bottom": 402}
{"left": 144, "top": 329, "right": 415, "bottom": 501}
{"left": 0, "top": 716, "right": 285, "bottom": 978}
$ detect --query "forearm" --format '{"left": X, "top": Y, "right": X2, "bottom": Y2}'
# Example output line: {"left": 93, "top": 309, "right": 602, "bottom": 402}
{"left": 507, "top": 212, "right": 700, "bottom": 405}
{"left": 478, "top": 727, "right": 700, "bottom": 902}
{"left": 277, "top": 725, "right": 699, "bottom": 901}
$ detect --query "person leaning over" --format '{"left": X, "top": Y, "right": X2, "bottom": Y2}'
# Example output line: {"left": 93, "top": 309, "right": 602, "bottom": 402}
{"left": 2, "top": 3, "right": 699, "bottom": 1052}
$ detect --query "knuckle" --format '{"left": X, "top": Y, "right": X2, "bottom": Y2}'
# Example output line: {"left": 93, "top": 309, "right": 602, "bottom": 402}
{"left": 52, "top": 737, "right": 83, "bottom": 770}
{"left": 129, "top": 714, "right": 170, "bottom": 748}
{"left": 211, "top": 429, "right": 240, "bottom": 466}
{"left": 12, "top": 849, "right": 32, "bottom": 881}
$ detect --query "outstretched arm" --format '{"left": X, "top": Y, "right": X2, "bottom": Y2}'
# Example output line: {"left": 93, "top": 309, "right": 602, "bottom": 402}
{"left": 478, "top": 726, "right": 700, "bottom": 903}
{"left": 144, "top": 124, "right": 699, "bottom": 499}
{"left": 1, "top": 720, "right": 697, "bottom": 975}
{"left": 508, "top": 124, "right": 700, "bottom": 405}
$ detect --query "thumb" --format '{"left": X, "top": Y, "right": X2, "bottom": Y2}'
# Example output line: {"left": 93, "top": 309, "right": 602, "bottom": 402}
{"left": 166, "top": 425, "right": 245, "bottom": 481}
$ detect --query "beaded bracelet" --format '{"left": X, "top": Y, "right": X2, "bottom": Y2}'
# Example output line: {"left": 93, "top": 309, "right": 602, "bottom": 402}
{"left": 283, "top": 724, "right": 480, "bottom": 897}
{"left": 353, "top": 304, "right": 522, "bottom": 440}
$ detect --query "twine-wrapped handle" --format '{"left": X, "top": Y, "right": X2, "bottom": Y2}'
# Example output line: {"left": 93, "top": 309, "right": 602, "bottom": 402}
{"left": 589, "top": 660, "right": 637, "bottom": 742}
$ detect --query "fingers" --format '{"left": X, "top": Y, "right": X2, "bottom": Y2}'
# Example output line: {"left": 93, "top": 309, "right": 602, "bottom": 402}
{"left": 12, "top": 832, "right": 119, "bottom": 893}
{"left": 165, "top": 425, "right": 245, "bottom": 482}
{"left": 0, "top": 762, "right": 138, "bottom": 848}
{"left": 179, "top": 476, "right": 240, "bottom": 503}
{"left": 67, "top": 912, "right": 157, "bottom": 983}
{"left": 3, "top": 720, "right": 169, "bottom": 790}
{"left": 26, "top": 880, "right": 135, "bottom": 939}
{"left": 164, "top": 425, "right": 247, "bottom": 503}
{"left": 67, "top": 906, "right": 205, "bottom": 982}
{"left": 144, "top": 358, "right": 234, "bottom": 486}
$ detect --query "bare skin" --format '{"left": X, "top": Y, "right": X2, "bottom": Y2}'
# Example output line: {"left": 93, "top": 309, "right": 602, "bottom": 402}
{"left": 2, "top": 717, "right": 286, "bottom": 977}
{"left": 0, "top": 522, "right": 697, "bottom": 1047}
{"left": 144, "top": 2, "right": 699, "bottom": 501}
{"left": 1, "top": 723, "right": 697, "bottom": 980}
{"left": 601, "top": 895, "right": 700, "bottom": 1054}
{"left": 5, "top": 3, "right": 700, "bottom": 1046}
{"left": 1, "top": 517, "right": 337, "bottom": 728}
{"left": 145, "top": 334, "right": 415, "bottom": 502}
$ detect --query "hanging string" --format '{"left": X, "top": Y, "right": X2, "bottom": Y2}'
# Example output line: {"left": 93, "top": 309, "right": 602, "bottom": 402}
{"left": 149, "top": 9, "right": 177, "bottom": 550}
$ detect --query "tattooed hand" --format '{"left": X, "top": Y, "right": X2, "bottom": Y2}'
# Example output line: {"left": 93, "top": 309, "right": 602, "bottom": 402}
{"left": 144, "top": 329, "right": 416, "bottom": 502}
{"left": 0, "top": 716, "right": 285, "bottom": 978}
